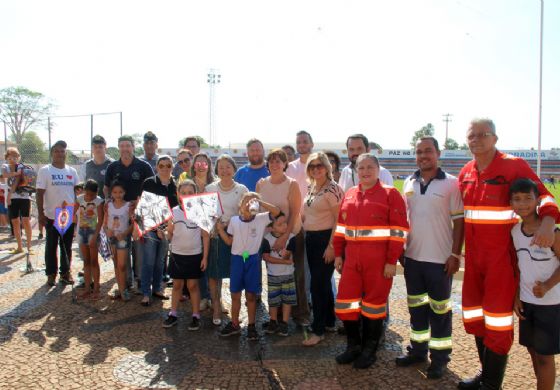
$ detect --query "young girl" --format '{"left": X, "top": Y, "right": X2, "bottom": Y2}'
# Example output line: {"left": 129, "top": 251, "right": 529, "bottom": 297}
{"left": 105, "top": 181, "right": 133, "bottom": 301}
{"left": 216, "top": 192, "right": 280, "bottom": 340}
{"left": 76, "top": 179, "right": 104, "bottom": 300}
{"left": 163, "top": 180, "right": 209, "bottom": 330}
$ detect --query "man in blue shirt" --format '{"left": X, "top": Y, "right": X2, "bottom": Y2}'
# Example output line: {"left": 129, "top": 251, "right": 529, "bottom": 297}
{"left": 234, "top": 138, "right": 269, "bottom": 191}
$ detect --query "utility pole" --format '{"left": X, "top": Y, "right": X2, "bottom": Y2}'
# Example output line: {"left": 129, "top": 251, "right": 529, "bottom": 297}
{"left": 442, "top": 113, "right": 453, "bottom": 144}
{"left": 207, "top": 69, "right": 221, "bottom": 147}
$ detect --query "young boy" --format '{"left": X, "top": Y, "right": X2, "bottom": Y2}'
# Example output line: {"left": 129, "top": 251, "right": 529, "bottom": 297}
{"left": 261, "top": 213, "right": 297, "bottom": 336}
{"left": 216, "top": 192, "right": 280, "bottom": 340}
{"left": 510, "top": 178, "right": 560, "bottom": 390}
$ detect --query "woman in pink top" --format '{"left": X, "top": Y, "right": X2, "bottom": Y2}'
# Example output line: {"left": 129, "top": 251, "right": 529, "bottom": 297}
{"left": 302, "top": 152, "right": 344, "bottom": 346}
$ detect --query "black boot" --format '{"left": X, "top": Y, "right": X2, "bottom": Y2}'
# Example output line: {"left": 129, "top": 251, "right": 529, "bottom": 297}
{"left": 353, "top": 318, "right": 382, "bottom": 369}
{"left": 458, "top": 336, "right": 485, "bottom": 389}
{"left": 480, "top": 349, "right": 508, "bottom": 390}
{"left": 336, "top": 320, "right": 362, "bottom": 364}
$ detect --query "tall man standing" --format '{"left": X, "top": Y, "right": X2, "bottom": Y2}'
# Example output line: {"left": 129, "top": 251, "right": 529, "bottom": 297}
{"left": 395, "top": 137, "right": 464, "bottom": 379}
{"left": 234, "top": 138, "right": 269, "bottom": 192}
{"left": 286, "top": 130, "right": 314, "bottom": 325}
{"left": 458, "top": 118, "right": 559, "bottom": 389}
{"left": 339, "top": 134, "right": 393, "bottom": 192}
{"left": 104, "top": 135, "right": 154, "bottom": 289}
{"left": 36, "top": 141, "right": 79, "bottom": 286}
{"left": 80, "top": 135, "right": 114, "bottom": 198}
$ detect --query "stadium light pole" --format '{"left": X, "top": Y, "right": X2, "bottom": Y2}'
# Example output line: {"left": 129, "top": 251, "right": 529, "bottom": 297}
{"left": 207, "top": 69, "right": 221, "bottom": 147}
{"left": 537, "top": 0, "right": 544, "bottom": 178}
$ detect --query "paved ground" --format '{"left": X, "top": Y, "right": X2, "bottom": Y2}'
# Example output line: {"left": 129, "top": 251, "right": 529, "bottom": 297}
{"left": 0, "top": 231, "right": 558, "bottom": 389}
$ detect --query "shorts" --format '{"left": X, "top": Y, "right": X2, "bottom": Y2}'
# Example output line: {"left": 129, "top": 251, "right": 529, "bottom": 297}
{"left": 110, "top": 235, "right": 131, "bottom": 250}
{"left": 267, "top": 273, "right": 297, "bottom": 307}
{"left": 207, "top": 235, "right": 231, "bottom": 279}
{"left": 168, "top": 252, "right": 203, "bottom": 280}
{"left": 78, "top": 227, "right": 96, "bottom": 245}
{"left": 0, "top": 204, "right": 7, "bottom": 214}
{"left": 9, "top": 198, "right": 30, "bottom": 219}
{"left": 230, "top": 253, "right": 262, "bottom": 294}
{"left": 519, "top": 301, "right": 560, "bottom": 355}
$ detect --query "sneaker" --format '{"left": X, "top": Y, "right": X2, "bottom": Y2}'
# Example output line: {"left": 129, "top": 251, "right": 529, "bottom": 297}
{"left": 76, "top": 279, "right": 86, "bottom": 289}
{"left": 59, "top": 273, "right": 74, "bottom": 285}
{"left": 121, "top": 289, "right": 131, "bottom": 301}
{"left": 264, "top": 320, "right": 279, "bottom": 334}
{"left": 395, "top": 353, "right": 427, "bottom": 367}
{"left": 47, "top": 274, "right": 56, "bottom": 287}
{"left": 247, "top": 324, "right": 258, "bottom": 341}
{"left": 219, "top": 322, "right": 241, "bottom": 337}
{"left": 163, "top": 315, "right": 178, "bottom": 328}
{"left": 212, "top": 318, "right": 222, "bottom": 326}
{"left": 277, "top": 321, "right": 289, "bottom": 337}
{"left": 188, "top": 316, "right": 201, "bottom": 331}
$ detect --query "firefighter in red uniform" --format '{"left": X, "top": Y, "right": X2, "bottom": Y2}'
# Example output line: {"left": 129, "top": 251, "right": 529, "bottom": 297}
{"left": 333, "top": 153, "right": 409, "bottom": 369}
{"left": 458, "top": 119, "right": 559, "bottom": 390}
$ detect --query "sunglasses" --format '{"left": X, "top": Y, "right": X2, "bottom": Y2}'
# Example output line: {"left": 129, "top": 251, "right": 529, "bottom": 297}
{"left": 178, "top": 158, "right": 191, "bottom": 165}
{"left": 194, "top": 161, "right": 208, "bottom": 168}
{"left": 308, "top": 163, "right": 325, "bottom": 170}
{"left": 158, "top": 164, "right": 173, "bottom": 169}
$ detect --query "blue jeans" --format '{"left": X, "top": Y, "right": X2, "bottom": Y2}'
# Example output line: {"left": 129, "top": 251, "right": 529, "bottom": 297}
{"left": 141, "top": 230, "right": 167, "bottom": 297}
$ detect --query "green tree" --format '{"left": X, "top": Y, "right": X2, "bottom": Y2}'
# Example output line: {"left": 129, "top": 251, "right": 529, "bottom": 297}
{"left": 411, "top": 123, "right": 435, "bottom": 147}
{"left": 443, "top": 138, "right": 459, "bottom": 150}
{"left": 131, "top": 133, "right": 145, "bottom": 156}
{"left": 459, "top": 143, "right": 469, "bottom": 150}
{"left": 15, "top": 131, "right": 49, "bottom": 164}
{"left": 0, "top": 86, "right": 54, "bottom": 144}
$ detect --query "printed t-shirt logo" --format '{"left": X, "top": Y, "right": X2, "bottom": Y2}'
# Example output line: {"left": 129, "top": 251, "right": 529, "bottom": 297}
{"left": 132, "top": 171, "right": 141, "bottom": 180}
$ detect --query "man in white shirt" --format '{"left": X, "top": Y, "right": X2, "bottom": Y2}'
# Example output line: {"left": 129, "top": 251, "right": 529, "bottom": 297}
{"left": 395, "top": 137, "right": 464, "bottom": 380}
{"left": 285, "top": 130, "right": 313, "bottom": 325}
{"left": 339, "top": 134, "right": 393, "bottom": 192}
{"left": 37, "top": 140, "right": 79, "bottom": 287}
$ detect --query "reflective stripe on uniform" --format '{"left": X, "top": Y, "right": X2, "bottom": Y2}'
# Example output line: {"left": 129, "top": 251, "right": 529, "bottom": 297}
{"left": 539, "top": 195, "right": 556, "bottom": 207}
{"left": 484, "top": 310, "right": 513, "bottom": 331}
{"left": 429, "top": 296, "right": 452, "bottom": 315}
{"left": 335, "top": 299, "right": 361, "bottom": 314}
{"left": 361, "top": 301, "right": 386, "bottom": 319}
{"left": 407, "top": 293, "right": 429, "bottom": 308}
{"left": 429, "top": 337, "right": 453, "bottom": 350}
{"left": 334, "top": 225, "right": 408, "bottom": 243}
{"left": 462, "top": 306, "right": 484, "bottom": 323}
{"left": 464, "top": 206, "right": 518, "bottom": 225}
{"left": 410, "top": 329, "right": 430, "bottom": 343}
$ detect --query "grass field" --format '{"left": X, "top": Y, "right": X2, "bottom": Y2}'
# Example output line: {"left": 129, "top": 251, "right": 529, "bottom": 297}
{"left": 392, "top": 179, "right": 560, "bottom": 203}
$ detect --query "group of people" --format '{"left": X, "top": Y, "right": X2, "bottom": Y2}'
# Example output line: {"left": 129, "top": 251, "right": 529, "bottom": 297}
{"left": 4, "top": 118, "right": 559, "bottom": 389}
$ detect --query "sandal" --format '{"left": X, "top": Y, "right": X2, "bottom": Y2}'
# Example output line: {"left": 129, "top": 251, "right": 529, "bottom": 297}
{"left": 110, "top": 291, "right": 122, "bottom": 300}
{"left": 8, "top": 248, "right": 24, "bottom": 254}
{"left": 141, "top": 296, "right": 151, "bottom": 306}
{"left": 302, "top": 334, "right": 325, "bottom": 347}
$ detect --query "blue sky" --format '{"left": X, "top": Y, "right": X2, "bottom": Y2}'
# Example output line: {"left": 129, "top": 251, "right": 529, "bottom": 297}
{"left": 1, "top": 0, "right": 559, "bottom": 151}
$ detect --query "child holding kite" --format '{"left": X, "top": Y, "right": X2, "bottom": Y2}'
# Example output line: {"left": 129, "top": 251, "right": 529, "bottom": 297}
{"left": 163, "top": 180, "right": 209, "bottom": 330}
{"left": 216, "top": 192, "right": 280, "bottom": 340}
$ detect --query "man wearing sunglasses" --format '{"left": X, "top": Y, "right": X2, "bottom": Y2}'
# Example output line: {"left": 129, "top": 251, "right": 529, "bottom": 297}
{"left": 172, "top": 149, "right": 193, "bottom": 180}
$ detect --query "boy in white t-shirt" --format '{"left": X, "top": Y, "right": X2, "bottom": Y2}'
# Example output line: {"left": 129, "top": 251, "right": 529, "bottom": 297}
{"left": 510, "top": 178, "right": 560, "bottom": 390}
{"left": 261, "top": 213, "right": 297, "bottom": 337}
{"left": 216, "top": 192, "right": 280, "bottom": 340}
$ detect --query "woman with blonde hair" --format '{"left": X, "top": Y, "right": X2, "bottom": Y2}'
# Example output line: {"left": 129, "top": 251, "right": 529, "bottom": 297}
{"left": 301, "top": 152, "right": 344, "bottom": 346}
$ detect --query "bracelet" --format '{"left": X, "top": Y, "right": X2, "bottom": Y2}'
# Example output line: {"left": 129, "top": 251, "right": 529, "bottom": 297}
{"left": 450, "top": 253, "right": 462, "bottom": 260}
